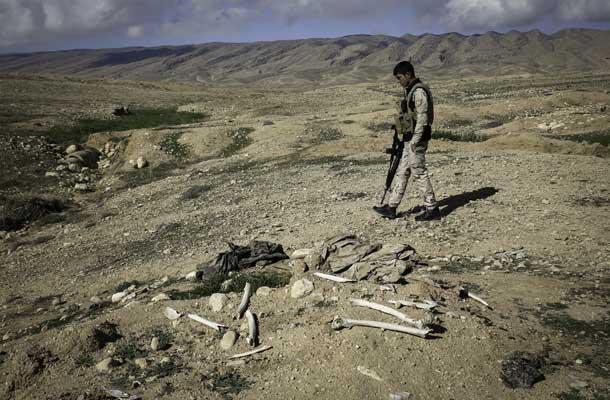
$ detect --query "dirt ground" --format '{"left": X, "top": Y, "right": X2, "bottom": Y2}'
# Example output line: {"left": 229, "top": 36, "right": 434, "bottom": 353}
{"left": 0, "top": 71, "right": 609, "bottom": 400}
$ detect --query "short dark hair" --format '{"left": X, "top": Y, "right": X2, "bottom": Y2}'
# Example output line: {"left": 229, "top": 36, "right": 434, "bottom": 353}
{"left": 393, "top": 61, "right": 415, "bottom": 77}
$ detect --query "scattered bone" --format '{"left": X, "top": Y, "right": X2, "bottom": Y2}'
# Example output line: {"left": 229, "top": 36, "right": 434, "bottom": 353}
{"left": 245, "top": 310, "right": 259, "bottom": 347}
{"left": 313, "top": 272, "right": 356, "bottom": 283}
{"left": 236, "top": 282, "right": 252, "bottom": 319}
{"left": 350, "top": 298, "right": 426, "bottom": 329}
{"left": 357, "top": 365, "right": 383, "bottom": 382}
{"left": 379, "top": 284, "right": 397, "bottom": 293}
{"left": 389, "top": 392, "right": 412, "bottom": 400}
{"left": 187, "top": 313, "right": 227, "bottom": 332}
{"left": 163, "top": 307, "right": 182, "bottom": 320}
{"left": 228, "top": 345, "right": 273, "bottom": 359}
{"left": 111, "top": 292, "right": 128, "bottom": 303}
{"left": 151, "top": 293, "right": 171, "bottom": 303}
{"left": 459, "top": 287, "right": 492, "bottom": 309}
{"left": 331, "top": 316, "right": 431, "bottom": 339}
{"left": 388, "top": 299, "right": 438, "bottom": 310}
{"left": 291, "top": 248, "right": 313, "bottom": 259}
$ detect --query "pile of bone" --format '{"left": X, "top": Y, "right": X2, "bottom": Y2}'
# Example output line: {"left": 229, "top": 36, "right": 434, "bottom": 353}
{"left": 162, "top": 283, "right": 271, "bottom": 360}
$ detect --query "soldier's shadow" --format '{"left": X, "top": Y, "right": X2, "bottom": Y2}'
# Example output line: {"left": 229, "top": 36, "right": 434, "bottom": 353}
{"left": 437, "top": 187, "right": 499, "bottom": 217}
{"left": 398, "top": 187, "right": 499, "bottom": 218}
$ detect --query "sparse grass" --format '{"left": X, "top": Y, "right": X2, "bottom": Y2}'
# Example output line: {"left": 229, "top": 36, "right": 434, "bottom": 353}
{"left": 366, "top": 121, "right": 394, "bottom": 133}
{"left": 554, "top": 130, "right": 610, "bottom": 147}
{"left": 204, "top": 369, "right": 253, "bottom": 400}
{"left": 146, "top": 358, "right": 182, "bottom": 379}
{"left": 444, "top": 119, "right": 472, "bottom": 129}
{"left": 542, "top": 313, "right": 610, "bottom": 337}
{"left": 222, "top": 127, "right": 255, "bottom": 158}
{"left": 160, "top": 132, "right": 191, "bottom": 159}
{"left": 74, "top": 354, "right": 95, "bottom": 368}
{"left": 148, "top": 328, "right": 174, "bottom": 351}
{"left": 169, "top": 271, "right": 290, "bottom": 300}
{"left": 115, "top": 340, "right": 147, "bottom": 360}
{"left": 45, "top": 108, "right": 208, "bottom": 144}
{"left": 434, "top": 129, "right": 489, "bottom": 142}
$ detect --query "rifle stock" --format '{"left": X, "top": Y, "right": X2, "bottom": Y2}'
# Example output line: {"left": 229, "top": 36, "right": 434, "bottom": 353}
{"left": 379, "top": 125, "right": 404, "bottom": 205}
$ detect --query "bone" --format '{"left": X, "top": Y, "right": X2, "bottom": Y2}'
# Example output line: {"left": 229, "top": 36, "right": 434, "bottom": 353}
{"left": 388, "top": 299, "right": 438, "bottom": 310}
{"left": 187, "top": 313, "right": 227, "bottom": 332}
{"left": 350, "top": 298, "right": 425, "bottom": 329}
{"left": 331, "top": 316, "right": 430, "bottom": 338}
{"left": 228, "top": 345, "right": 273, "bottom": 359}
{"left": 379, "top": 284, "right": 397, "bottom": 293}
{"left": 313, "top": 272, "right": 356, "bottom": 283}
{"left": 236, "top": 282, "right": 252, "bottom": 319}
{"left": 459, "top": 287, "right": 492, "bottom": 309}
{"left": 163, "top": 307, "right": 182, "bottom": 320}
{"left": 245, "top": 310, "right": 259, "bottom": 347}
{"left": 356, "top": 365, "right": 383, "bottom": 381}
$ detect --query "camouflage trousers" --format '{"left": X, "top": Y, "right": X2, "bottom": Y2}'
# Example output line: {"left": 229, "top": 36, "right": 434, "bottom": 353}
{"left": 388, "top": 134, "right": 437, "bottom": 210}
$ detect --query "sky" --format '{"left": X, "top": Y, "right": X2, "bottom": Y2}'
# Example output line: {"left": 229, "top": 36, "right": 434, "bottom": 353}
{"left": 1, "top": 0, "right": 610, "bottom": 54}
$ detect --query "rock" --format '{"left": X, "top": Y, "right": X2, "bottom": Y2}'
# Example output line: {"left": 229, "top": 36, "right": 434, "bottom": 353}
{"left": 90, "top": 296, "right": 103, "bottom": 304}
{"left": 291, "top": 279, "right": 314, "bottom": 299}
{"left": 95, "top": 357, "right": 119, "bottom": 373}
{"left": 45, "top": 171, "right": 59, "bottom": 178}
{"left": 74, "top": 183, "right": 91, "bottom": 192}
{"left": 136, "top": 157, "right": 148, "bottom": 169}
{"left": 227, "top": 359, "right": 246, "bottom": 368}
{"left": 291, "top": 249, "right": 313, "bottom": 259}
{"left": 185, "top": 271, "right": 199, "bottom": 281}
{"left": 134, "top": 358, "right": 148, "bottom": 369}
{"left": 500, "top": 351, "right": 544, "bottom": 388}
{"left": 209, "top": 293, "right": 229, "bottom": 312}
{"left": 220, "top": 331, "right": 238, "bottom": 350}
{"left": 256, "top": 286, "right": 271, "bottom": 296}
{"left": 151, "top": 337, "right": 160, "bottom": 351}
{"left": 88, "top": 321, "right": 121, "bottom": 350}
{"left": 2, "top": 333, "right": 11, "bottom": 341}
{"left": 51, "top": 298, "right": 62, "bottom": 306}
{"left": 151, "top": 293, "right": 171, "bottom": 303}
{"left": 111, "top": 292, "right": 128, "bottom": 303}
{"left": 570, "top": 381, "right": 589, "bottom": 390}
{"left": 68, "top": 163, "right": 81, "bottom": 172}
{"left": 65, "top": 144, "right": 78, "bottom": 154}
{"left": 290, "top": 259, "right": 308, "bottom": 273}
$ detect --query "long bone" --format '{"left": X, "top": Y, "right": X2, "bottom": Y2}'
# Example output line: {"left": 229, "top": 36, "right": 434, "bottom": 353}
{"left": 331, "top": 316, "right": 430, "bottom": 338}
{"left": 313, "top": 272, "right": 356, "bottom": 283}
{"left": 236, "top": 282, "right": 252, "bottom": 319}
{"left": 388, "top": 299, "right": 438, "bottom": 310}
{"left": 350, "top": 298, "right": 425, "bottom": 329}
{"left": 228, "top": 345, "right": 273, "bottom": 359}
{"left": 245, "top": 310, "right": 259, "bottom": 347}
{"left": 187, "top": 313, "right": 227, "bottom": 332}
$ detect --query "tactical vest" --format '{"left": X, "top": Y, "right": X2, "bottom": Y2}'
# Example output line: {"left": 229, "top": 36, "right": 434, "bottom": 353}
{"left": 394, "top": 80, "right": 434, "bottom": 141}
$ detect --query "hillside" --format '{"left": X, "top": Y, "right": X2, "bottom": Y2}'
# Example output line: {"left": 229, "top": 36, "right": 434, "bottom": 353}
{"left": 1, "top": 29, "right": 610, "bottom": 85}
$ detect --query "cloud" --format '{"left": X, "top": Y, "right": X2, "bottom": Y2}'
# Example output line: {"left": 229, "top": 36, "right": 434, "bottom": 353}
{"left": 1, "top": 0, "right": 609, "bottom": 51}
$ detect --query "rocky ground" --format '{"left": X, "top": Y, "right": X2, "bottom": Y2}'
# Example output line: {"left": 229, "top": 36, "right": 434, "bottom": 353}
{"left": 0, "top": 72, "right": 609, "bottom": 400}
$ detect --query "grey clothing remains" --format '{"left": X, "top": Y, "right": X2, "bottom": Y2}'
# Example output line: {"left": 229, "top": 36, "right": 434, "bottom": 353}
{"left": 388, "top": 85, "right": 438, "bottom": 210}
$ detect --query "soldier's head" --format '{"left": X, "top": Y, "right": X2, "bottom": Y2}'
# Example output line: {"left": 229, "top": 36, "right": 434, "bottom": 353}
{"left": 393, "top": 61, "right": 416, "bottom": 88}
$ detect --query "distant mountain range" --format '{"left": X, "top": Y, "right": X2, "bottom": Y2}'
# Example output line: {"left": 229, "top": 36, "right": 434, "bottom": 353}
{"left": 1, "top": 29, "right": 609, "bottom": 85}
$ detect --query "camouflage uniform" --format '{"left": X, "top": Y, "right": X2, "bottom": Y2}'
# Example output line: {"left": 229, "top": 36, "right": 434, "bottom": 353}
{"left": 388, "top": 83, "right": 438, "bottom": 211}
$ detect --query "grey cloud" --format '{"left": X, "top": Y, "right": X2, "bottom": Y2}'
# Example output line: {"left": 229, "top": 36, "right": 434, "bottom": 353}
{"left": 1, "top": 0, "right": 610, "bottom": 51}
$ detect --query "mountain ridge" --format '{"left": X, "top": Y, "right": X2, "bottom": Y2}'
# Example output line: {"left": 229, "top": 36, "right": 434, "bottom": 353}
{"left": 1, "top": 28, "right": 609, "bottom": 85}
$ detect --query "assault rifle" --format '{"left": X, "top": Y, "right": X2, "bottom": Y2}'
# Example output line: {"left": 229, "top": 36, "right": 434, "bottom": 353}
{"left": 379, "top": 114, "right": 413, "bottom": 205}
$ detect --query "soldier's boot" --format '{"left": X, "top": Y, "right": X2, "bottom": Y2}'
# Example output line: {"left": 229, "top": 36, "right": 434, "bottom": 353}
{"left": 372, "top": 204, "right": 397, "bottom": 219}
{"left": 415, "top": 207, "right": 441, "bottom": 221}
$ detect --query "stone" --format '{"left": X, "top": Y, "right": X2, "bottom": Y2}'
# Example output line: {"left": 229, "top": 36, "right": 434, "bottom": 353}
{"left": 90, "top": 296, "right": 103, "bottom": 304}
{"left": 51, "top": 298, "right": 62, "bottom": 306}
{"left": 291, "top": 249, "right": 313, "bottom": 259}
{"left": 136, "top": 157, "right": 148, "bottom": 169}
{"left": 2, "top": 333, "right": 11, "bottom": 341}
{"left": 290, "top": 259, "right": 308, "bottom": 273}
{"left": 185, "top": 271, "right": 199, "bottom": 281}
{"left": 291, "top": 279, "right": 314, "bottom": 299}
{"left": 45, "top": 171, "right": 59, "bottom": 178}
{"left": 220, "top": 330, "right": 238, "bottom": 350}
{"left": 111, "top": 292, "right": 128, "bottom": 303}
{"left": 150, "top": 337, "right": 160, "bottom": 351}
{"left": 134, "top": 358, "right": 148, "bottom": 369}
{"left": 227, "top": 359, "right": 246, "bottom": 368}
{"left": 95, "top": 357, "right": 119, "bottom": 373}
{"left": 256, "top": 286, "right": 271, "bottom": 296}
{"left": 74, "top": 183, "right": 90, "bottom": 192}
{"left": 151, "top": 293, "right": 171, "bottom": 303}
{"left": 65, "top": 144, "right": 78, "bottom": 154}
{"left": 68, "top": 163, "right": 81, "bottom": 172}
{"left": 209, "top": 293, "right": 229, "bottom": 312}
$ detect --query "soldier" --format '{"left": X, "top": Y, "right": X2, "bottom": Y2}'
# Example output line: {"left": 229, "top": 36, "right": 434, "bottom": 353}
{"left": 373, "top": 61, "right": 440, "bottom": 221}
